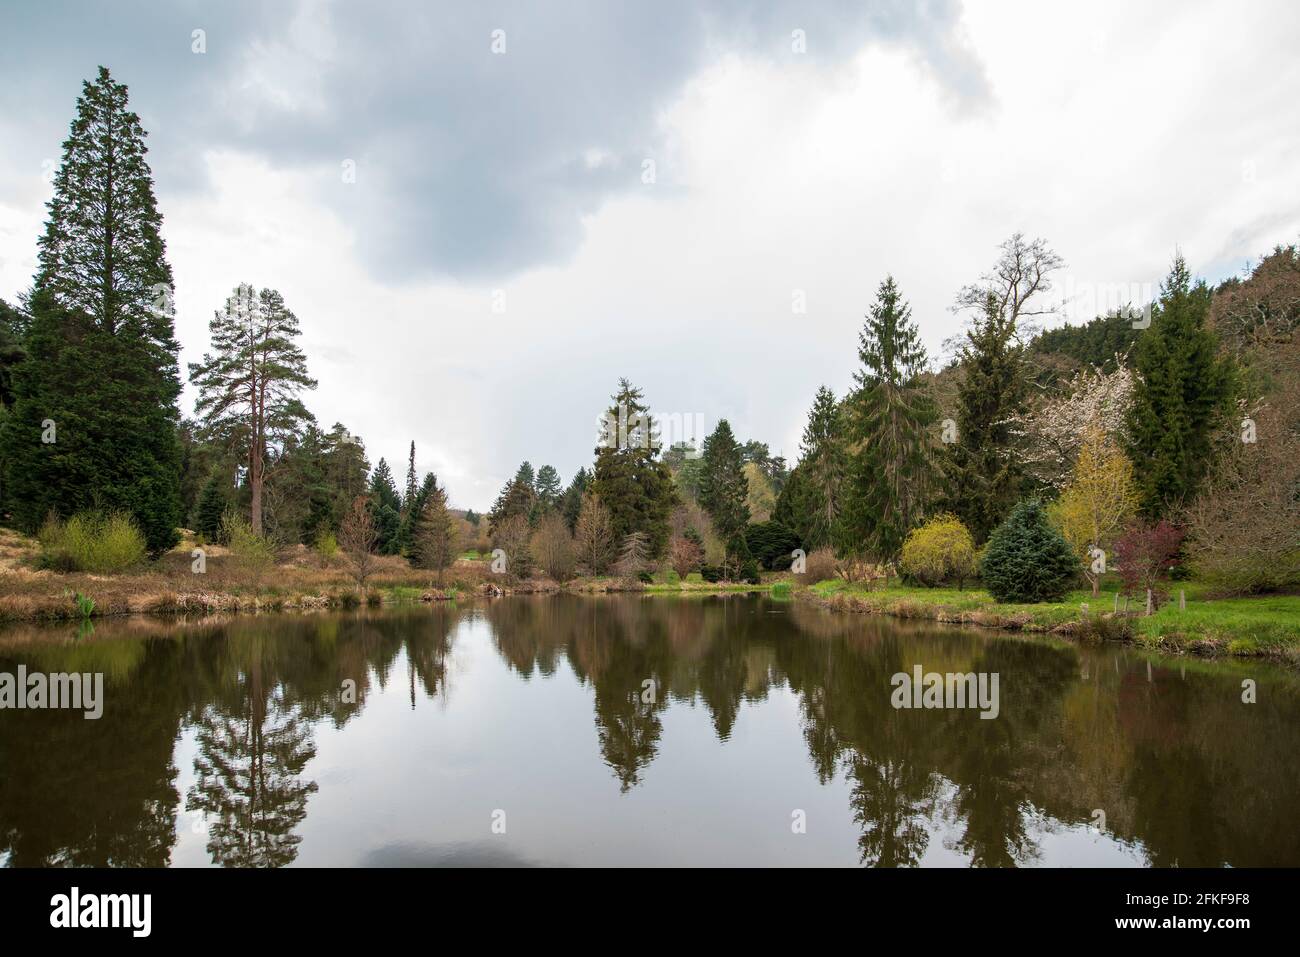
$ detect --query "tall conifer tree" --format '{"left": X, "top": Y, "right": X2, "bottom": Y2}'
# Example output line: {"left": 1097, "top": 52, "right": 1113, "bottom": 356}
{"left": 1, "top": 67, "right": 183, "bottom": 552}
{"left": 589, "top": 378, "right": 677, "bottom": 557}
{"left": 698, "top": 419, "right": 750, "bottom": 543}
{"left": 837, "top": 276, "right": 936, "bottom": 559}
{"left": 1126, "top": 255, "right": 1233, "bottom": 516}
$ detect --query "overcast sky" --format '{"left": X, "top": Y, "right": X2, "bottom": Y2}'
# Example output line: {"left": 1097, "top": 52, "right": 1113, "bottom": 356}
{"left": 2, "top": 0, "right": 1298, "bottom": 511}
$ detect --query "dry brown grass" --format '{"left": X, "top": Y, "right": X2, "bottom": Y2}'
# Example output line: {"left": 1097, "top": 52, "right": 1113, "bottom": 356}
{"left": 0, "top": 527, "right": 493, "bottom": 622}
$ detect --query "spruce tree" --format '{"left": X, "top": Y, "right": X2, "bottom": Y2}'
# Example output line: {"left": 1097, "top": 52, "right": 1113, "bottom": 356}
{"left": 837, "top": 276, "right": 936, "bottom": 560}
{"left": 698, "top": 419, "right": 750, "bottom": 542}
{"left": 188, "top": 284, "right": 316, "bottom": 535}
{"left": 1126, "top": 255, "right": 1233, "bottom": 516}
{"left": 796, "top": 386, "right": 846, "bottom": 549}
{"left": 195, "top": 472, "right": 229, "bottom": 543}
{"left": 488, "top": 470, "right": 536, "bottom": 534}
{"left": 589, "top": 379, "right": 678, "bottom": 557}
{"left": 939, "top": 292, "right": 1025, "bottom": 542}
{"left": 559, "top": 467, "right": 590, "bottom": 531}
{"left": 403, "top": 441, "right": 418, "bottom": 513}
{"left": 1, "top": 67, "right": 182, "bottom": 553}
{"left": 367, "top": 457, "right": 402, "bottom": 554}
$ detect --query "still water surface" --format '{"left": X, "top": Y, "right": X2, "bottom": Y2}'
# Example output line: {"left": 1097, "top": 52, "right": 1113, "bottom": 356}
{"left": 1, "top": 594, "right": 1297, "bottom": 867}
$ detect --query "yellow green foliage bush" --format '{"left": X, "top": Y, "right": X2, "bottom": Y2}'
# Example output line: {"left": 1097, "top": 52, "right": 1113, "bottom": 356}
{"left": 899, "top": 513, "right": 977, "bottom": 587}
{"left": 38, "top": 510, "right": 148, "bottom": 573}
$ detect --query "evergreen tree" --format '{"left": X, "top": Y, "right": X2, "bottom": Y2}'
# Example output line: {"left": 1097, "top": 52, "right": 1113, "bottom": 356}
{"left": 796, "top": 386, "right": 846, "bottom": 549}
{"left": 939, "top": 292, "right": 1026, "bottom": 542}
{"left": 559, "top": 467, "right": 590, "bottom": 531}
{"left": 403, "top": 441, "right": 418, "bottom": 514}
{"left": 837, "top": 276, "right": 937, "bottom": 560}
{"left": 515, "top": 461, "right": 536, "bottom": 490}
{"left": 410, "top": 479, "right": 457, "bottom": 582}
{"left": 189, "top": 284, "right": 316, "bottom": 536}
{"left": 698, "top": 419, "right": 750, "bottom": 541}
{"left": 980, "top": 499, "right": 1078, "bottom": 603}
{"left": 1126, "top": 255, "right": 1234, "bottom": 516}
{"left": 465, "top": 508, "right": 479, "bottom": 527}
{"left": 488, "top": 468, "right": 537, "bottom": 534}
{"left": 1, "top": 67, "right": 182, "bottom": 552}
{"left": 367, "top": 457, "right": 402, "bottom": 554}
{"left": 534, "top": 464, "right": 562, "bottom": 509}
{"left": 195, "top": 472, "right": 229, "bottom": 543}
{"left": 589, "top": 379, "right": 678, "bottom": 557}
{"left": 321, "top": 423, "right": 369, "bottom": 531}
{"left": 264, "top": 423, "right": 334, "bottom": 544}
{"left": 0, "top": 299, "right": 26, "bottom": 410}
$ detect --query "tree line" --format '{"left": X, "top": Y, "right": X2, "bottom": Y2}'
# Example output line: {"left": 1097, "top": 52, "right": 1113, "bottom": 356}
{"left": 1, "top": 67, "right": 1295, "bottom": 598}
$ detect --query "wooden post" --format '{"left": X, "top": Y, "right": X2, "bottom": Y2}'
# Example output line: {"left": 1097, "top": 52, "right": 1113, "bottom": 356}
{"left": 1145, "top": 589, "right": 1153, "bottom": 616}
{"left": 1179, "top": 589, "right": 1186, "bottom": 611}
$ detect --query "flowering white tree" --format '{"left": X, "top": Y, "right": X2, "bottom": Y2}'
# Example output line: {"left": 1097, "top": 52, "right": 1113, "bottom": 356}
{"left": 1009, "top": 361, "right": 1134, "bottom": 489}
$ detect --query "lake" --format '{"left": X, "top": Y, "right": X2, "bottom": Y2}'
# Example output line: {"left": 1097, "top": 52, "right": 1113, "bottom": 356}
{"left": 1, "top": 594, "right": 1297, "bottom": 867}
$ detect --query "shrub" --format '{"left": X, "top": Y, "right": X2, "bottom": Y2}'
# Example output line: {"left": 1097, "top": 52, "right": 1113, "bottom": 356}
{"left": 740, "top": 558, "right": 761, "bottom": 584}
{"left": 798, "top": 546, "right": 836, "bottom": 585}
{"left": 744, "top": 520, "right": 800, "bottom": 570}
{"left": 222, "top": 510, "right": 277, "bottom": 575}
{"left": 314, "top": 531, "right": 339, "bottom": 559}
{"left": 899, "top": 513, "right": 978, "bottom": 587}
{"left": 980, "top": 500, "right": 1078, "bottom": 603}
{"left": 700, "top": 564, "right": 724, "bottom": 583}
{"left": 1114, "top": 520, "right": 1184, "bottom": 610}
{"left": 530, "top": 512, "right": 576, "bottom": 581}
{"left": 39, "top": 511, "right": 148, "bottom": 573}
{"left": 637, "top": 570, "right": 654, "bottom": 584}
{"left": 668, "top": 534, "right": 703, "bottom": 578}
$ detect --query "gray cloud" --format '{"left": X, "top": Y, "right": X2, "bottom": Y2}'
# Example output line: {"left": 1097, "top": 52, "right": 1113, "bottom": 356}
{"left": 2, "top": 0, "right": 988, "bottom": 282}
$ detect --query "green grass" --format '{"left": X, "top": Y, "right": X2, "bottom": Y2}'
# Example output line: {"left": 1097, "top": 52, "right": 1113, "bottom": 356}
{"left": 1137, "top": 594, "right": 1300, "bottom": 656}
{"left": 806, "top": 579, "right": 1300, "bottom": 658}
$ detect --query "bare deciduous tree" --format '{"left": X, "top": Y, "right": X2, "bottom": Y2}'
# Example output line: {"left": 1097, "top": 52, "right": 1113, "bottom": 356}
{"left": 339, "top": 495, "right": 378, "bottom": 595}
{"left": 573, "top": 491, "right": 617, "bottom": 576}
{"left": 530, "top": 511, "right": 576, "bottom": 581}
{"left": 953, "top": 232, "right": 1065, "bottom": 342}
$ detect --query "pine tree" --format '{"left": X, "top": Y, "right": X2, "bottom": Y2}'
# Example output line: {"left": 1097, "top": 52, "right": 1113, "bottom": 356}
{"left": 1, "top": 67, "right": 183, "bottom": 553}
{"left": 698, "top": 419, "right": 750, "bottom": 542}
{"left": 796, "top": 386, "right": 846, "bottom": 549}
{"left": 837, "top": 276, "right": 937, "bottom": 560}
{"left": 195, "top": 472, "right": 229, "bottom": 543}
{"left": 589, "top": 379, "right": 678, "bottom": 557}
{"left": 188, "top": 284, "right": 316, "bottom": 536}
{"left": 515, "top": 461, "right": 536, "bottom": 490}
{"left": 1126, "top": 255, "right": 1234, "bottom": 516}
{"left": 939, "top": 292, "right": 1025, "bottom": 542}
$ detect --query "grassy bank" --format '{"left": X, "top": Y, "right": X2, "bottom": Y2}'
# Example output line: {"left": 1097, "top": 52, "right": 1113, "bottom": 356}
{"left": 0, "top": 528, "right": 768, "bottom": 623}
{"left": 802, "top": 579, "right": 1300, "bottom": 662}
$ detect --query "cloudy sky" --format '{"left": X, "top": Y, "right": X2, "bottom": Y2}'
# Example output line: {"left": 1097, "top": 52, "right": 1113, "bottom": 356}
{"left": 2, "top": 0, "right": 1298, "bottom": 510}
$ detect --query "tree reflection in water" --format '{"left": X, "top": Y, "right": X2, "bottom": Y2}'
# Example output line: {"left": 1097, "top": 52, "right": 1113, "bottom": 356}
{"left": 1, "top": 596, "right": 1298, "bottom": 867}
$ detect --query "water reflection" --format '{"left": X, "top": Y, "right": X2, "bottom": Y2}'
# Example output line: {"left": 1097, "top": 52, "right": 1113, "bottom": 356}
{"left": 0, "top": 596, "right": 1297, "bottom": 867}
